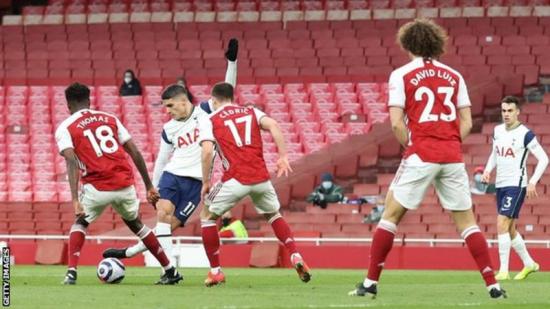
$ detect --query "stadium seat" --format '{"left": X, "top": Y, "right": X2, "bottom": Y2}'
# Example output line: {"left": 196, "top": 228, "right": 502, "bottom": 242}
{"left": 249, "top": 243, "right": 280, "bottom": 267}
{"left": 35, "top": 240, "right": 66, "bottom": 265}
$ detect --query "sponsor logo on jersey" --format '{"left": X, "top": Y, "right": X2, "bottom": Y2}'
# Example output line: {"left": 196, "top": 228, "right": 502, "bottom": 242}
{"left": 496, "top": 146, "right": 515, "bottom": 158}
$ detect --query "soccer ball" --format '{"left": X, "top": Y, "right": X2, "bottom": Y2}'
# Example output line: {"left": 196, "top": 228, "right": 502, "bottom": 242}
{"left": 97, "top": 258, "right": 125, "bottom": 284}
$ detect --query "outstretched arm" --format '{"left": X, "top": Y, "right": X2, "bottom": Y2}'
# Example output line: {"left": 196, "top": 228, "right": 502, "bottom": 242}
{"left": 260, "top": 116, "right": 292, "bottom": 177}
{"left": 123, "top": 140, "right": 159, "bottom": 204}
{"left": 389, "top": 107, "right": 409, "bottom": 147}
{"left": 152, "top": 133, "right": 173, "bottom": 188}
{"left": 224, "top": 38, "right": 238, "bottom": 87}
{"left": 200, "top": 141, "right": 215, "bottom": 200}
{"left": 60, "top": 148, "right": 84, "bottom": 216}
{"left": 482, "top": 133, "right": 497, "bottom": 183}
{"left": 458, "top": 107, "right": 473, "bottom": 141}
{"left": 527, "top": 137, "right": 549, "bottom": 198}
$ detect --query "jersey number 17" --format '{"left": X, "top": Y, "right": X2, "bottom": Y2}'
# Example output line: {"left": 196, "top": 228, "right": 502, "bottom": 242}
{"left": 224, "top": 115, "right": 253, "bottom": 147}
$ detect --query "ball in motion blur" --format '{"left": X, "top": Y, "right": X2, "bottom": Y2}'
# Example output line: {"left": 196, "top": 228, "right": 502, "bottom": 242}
{"left": 97, "top": 258, "right": 125, "bottom": 284}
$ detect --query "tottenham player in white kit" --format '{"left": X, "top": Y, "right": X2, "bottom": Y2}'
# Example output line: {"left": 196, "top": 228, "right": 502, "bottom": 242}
{"left": 103, "top": 39, "right": 238, "bottom": 262}
{"left": 482, "top": 96, "right": 549, "bottom": 281}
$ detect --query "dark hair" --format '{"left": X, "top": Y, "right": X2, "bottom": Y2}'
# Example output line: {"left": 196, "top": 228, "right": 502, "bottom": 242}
{"left": 397, "top": 18, "right": 447, "bottom": 59}
{"left": 65, "top": 82, "right": 90, "bottom": 106}
{"left": 176, "top": 76, "right": 194, "bottom": 103}
{"left": 211, "top": 82, "right": 234, "bottom": 102}
{"left": 501, "top": 95, "right": 522, "bottom": 109}
{"left": 161, "top": 84, "right": 190, "bottom": 101}
{"left": 124, "top": 69, "right": 136, "bottom": 79}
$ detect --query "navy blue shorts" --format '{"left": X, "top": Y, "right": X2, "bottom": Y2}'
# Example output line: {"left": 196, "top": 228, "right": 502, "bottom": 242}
{"left": 158, "top": 172, "right": 202, "bottom": 225}
{"left": 496, "top": 186, "right": 526, "bottom": 219}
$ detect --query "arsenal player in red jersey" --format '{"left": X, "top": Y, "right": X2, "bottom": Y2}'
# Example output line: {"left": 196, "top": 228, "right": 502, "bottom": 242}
{"left": 55, "top": 83, "right": 181, "bottom": 285}
{"left": 348, "top": 19, "right": 505, "bottom": 299}
{"left": 198, "top": 82, "right": 311, "bottom": 287}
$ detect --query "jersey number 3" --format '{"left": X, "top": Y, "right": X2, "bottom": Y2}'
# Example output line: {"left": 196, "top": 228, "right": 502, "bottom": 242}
{"left": 415, "top": 86, "right": 457, "bottom": 123}
{"left": 224, "top": 115, "right": 253, "bottom": 147}
{"left": 83, "top": 125, "right": 119, "bottom": 157}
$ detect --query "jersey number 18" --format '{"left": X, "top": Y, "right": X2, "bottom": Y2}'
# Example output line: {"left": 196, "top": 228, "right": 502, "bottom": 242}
{"left": 83, "top": 125, "right": 119, "bottom": 157}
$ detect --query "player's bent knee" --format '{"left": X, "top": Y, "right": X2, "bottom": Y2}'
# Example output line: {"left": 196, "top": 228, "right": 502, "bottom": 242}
{"left": 263, "top": 212, "right": 280, "bottom": 221}
{"left": 123, "top": 218, "right": 144, "bottom": 234}
{"left": 74, "top": 215, "right": 89, "bottom": 228}
{"left": 497, "top": 215, "right": 513, "bottom": 233}
{"left": 156, "top": 208, "right": 172, "bottom": 223}
{"left": 381, "top": 192, "right": 407, "bottom": 224}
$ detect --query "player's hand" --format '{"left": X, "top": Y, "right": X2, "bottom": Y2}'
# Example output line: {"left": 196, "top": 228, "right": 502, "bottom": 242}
{"left": 201, "top": 182, "right": 211, "bottom": 202}
{"left": 147, "top": 187, "right": 160, "bottom": 206}
{"left": 72, "top": 200, "right": 84, "bottom": 217}
{"left": 481, "top": 171, "right": 491, "bottom": 183}
{"left": 276, "top": 156, "right": 293, "bottom": 177}
{"left": 526, "top": 183, "right": 538, "bottom": 199}
{"left": 225, "top": 38, "right": 239, "bottom": 62}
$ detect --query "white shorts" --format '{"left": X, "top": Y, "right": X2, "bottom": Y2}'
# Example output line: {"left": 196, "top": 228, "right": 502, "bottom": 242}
{"left": 80, "top": 184, "right": 140, "bottom": 223}
{"left": 206, "top": 179, "right": 280, "bottom": 216}
{"left": 389, "top": 154, "right": 472, "bottom": 211}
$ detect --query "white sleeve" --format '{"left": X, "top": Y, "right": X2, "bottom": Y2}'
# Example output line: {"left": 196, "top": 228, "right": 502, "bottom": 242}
{"left": 116, "top": 118, "right": 132, "bottom": 144}
{"left": 225, "top": 60, "right": 237, "bottom": 87}
{"left": 55, "top": 125, "right": 74, "bottom": 153}
{"left": 198, "top": 117, "right": 215, "bottom": 144}
{"left": 527, "top": 137, "right": 549, "bottom": 185}
{"left": 387, "top": 70, "right": 405, "bottom": 108}
{"left": 253, "top": 108, "right": 267, "bottom": 125}
{"left": 484, "top": 132, "right": 497, "bottom": 173}
{"left": 152, "top": 135, "right": 173, "bottom": 188}
{"left": 456, "top": 76, "right": 472, "bottom": 108}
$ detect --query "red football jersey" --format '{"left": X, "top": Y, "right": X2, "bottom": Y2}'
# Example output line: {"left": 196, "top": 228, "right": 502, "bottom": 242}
{"left": 55, "top": 109, "right": 134, "bottom": 191}
{"left": 200, "top": 104, "right": 270, "bottom": 185}
{"left": 388, "top": 58, "right": 471, "bottom": 163}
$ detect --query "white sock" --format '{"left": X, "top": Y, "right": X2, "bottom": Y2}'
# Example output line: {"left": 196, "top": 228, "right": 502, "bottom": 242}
{"left": 487, "top": 283, "right": 501, "bottom": 291}
{"left": 497, "top": 233, "right": 511, "bottom": 273}
{"left": 211, "top": 267, "right": 221, "bottom": 274}
{"left": 363, "top": 278, "right": 377, "bottom": 288}
{"left": 511, "top": 233, "right": 535, "bottom": 268}
{"left": 125, "top": 241, "right": 147, "bottom": 257}
{"left": 155, "top": 222, "right": 173, "bottom": 259}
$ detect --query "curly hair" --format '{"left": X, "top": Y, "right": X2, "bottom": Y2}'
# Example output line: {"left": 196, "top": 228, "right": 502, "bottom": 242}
{"left": 397, "top": 18, "right": 448, "bottom": 59}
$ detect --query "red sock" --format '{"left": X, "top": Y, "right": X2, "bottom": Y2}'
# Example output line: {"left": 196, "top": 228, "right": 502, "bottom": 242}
{"left": 139, "top": 227, "right": 171, "bottom": 268}
{"left": 270, "top": 216, "right": 297, "bottom": 255}
{"left": 201, "top": 222, "right": 221, "bottom": 268}
{"left": 68, "top": 227, "right": 86, "bottom": 269}
{"left": 367, "top": 220, "right": 397, "bottom": 282}
{"left": 462, "top": 226, "right": 497, "bottom": 287}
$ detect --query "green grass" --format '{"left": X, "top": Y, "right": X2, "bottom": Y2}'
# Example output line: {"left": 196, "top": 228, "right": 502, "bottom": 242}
{"left": 9, "top": 266, "right": 550, "bottom": 309}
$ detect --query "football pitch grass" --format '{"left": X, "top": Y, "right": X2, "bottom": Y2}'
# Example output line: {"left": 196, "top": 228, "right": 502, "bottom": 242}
{"left": 9, "top": 266, "right": 550, "bottom": 309}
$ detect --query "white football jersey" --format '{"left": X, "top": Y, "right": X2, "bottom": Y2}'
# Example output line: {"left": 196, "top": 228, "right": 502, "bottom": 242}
{"left": 152, "top": 106, "right": 209, "bottom": 186}
{"left": 487, "top": 123, "right": 543, "bottom": 188}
